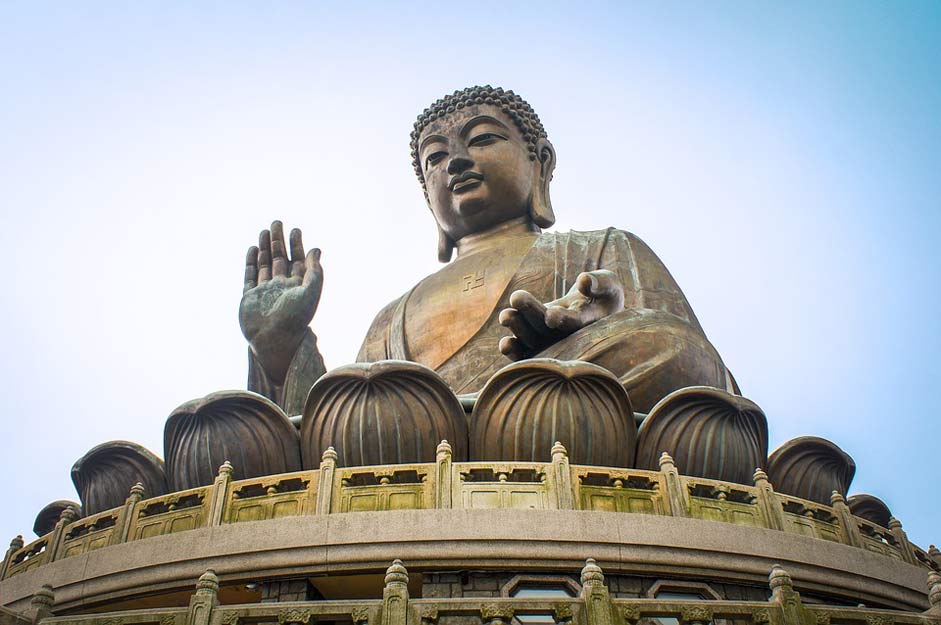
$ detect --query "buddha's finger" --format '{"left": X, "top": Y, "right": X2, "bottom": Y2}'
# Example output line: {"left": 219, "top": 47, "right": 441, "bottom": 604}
{"left": 577, "top": 270, "right": 624, "bottom": 306}
{"left": 244, "top": 246, "right": 259, "bottom": 292}
{"left": 499, "top": 308, "right": 542, "bottom": 350}
{"left": 545, "top": 305, "right": 584, "bottom": 334}
{"left": 509, "top": 290, "right": 552, "bottom": 336}
{"left": 258, "top": 229, "right": 272, "bottom": 283}
{"left": 302, "top": 248, "right": 323, "bottom": 294}
{"left": 289, "top": 228, "right": 306, "bottom": 277}
{"left": 499, "top": 336, "right": 526, "bottom": 361}
{"left": 270, "top": 221, "right": 288, "bottom": 277}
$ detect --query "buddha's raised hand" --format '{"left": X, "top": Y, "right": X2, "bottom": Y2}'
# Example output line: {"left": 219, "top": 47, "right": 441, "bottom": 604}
{"left": 498, "top": 270, "right": 625, "bottom": 361}
{"left": 239, "top": 221, "right": 323, "bottom": 382}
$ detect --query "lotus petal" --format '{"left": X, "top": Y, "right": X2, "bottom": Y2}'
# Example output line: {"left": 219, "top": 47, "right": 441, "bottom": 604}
{"left": 71, "top": 441, "right": 167, "bottom": 516}
{"left": 847, "top": 493, "right": 892, "bottom": 528}
{"left": 470, "top": 359, "right": 636, "bottom": 466}
{"left": 767, "top": 436, "right": 856, "bottom": 505}
{"left": 33, "top": 500, "right": 82, "bottom": 537}
{"left": 164, "top": 390, "right": 301, "bottom": 491}
{"left": 301, "top": 361, "right": 467, "bottom": 468}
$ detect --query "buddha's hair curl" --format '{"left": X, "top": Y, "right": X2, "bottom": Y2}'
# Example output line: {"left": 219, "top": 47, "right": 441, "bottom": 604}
{"left": 410, "top": 85, "right": 548, "bottom": 193}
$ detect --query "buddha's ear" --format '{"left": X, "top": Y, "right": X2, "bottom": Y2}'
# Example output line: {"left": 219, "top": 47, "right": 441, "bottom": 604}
{"left": 530, "top": 138, "right": 556, "bottom": 228}
{"left": 437, "top": 225, "right": 455, "bottom": 263}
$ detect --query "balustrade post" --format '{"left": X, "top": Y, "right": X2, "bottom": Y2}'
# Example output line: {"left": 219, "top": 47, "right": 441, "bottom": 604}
{"left": 550, "top": 442, "right": 575, "bottom": 510}
{"left": 929, "top": 545, "right": 941, "bottom": 569}
{"left": 752, "top": 469, "right": 786, "bottom": 531}
{"left": 208, "top": 461, "right": 233, "bottom": 527}
{"left": 381, "top": 560, "right": 409, "bottom": 625}
{"left": 927, "top": 572, "right": 941, "bottom": 615}
{"left": 114, "top": 482, "right": 146, "bottom": 545}
{"left": 27, "top": 584, "right": 55, "bottom": 624}
{"left": 47, "top": 506, "right": 78, "bottom": 562}
{"left": 658, "top": 453, "right": 689, "bottom": 518}
{"left": 1, "top": 535, "right": 23, "bottom": 580}
{"left": 580, "top": 559, "right": 614, "bottom": 625}
{"left": 768, "top": 565, "right": 806, "bottom": 625}
{"left": 828, "top": 491, "right": 861, "bottom": 548}
{"left": 186, "top": 570, "right": 220, "bottom": 625}
{"left": 316, "top": 447, "right": 338, "bottom": 515}
{"left": 435, "top": 440, "right": 453, "bottom": 509}
{"left": 887, "top": 517, "right": 918, "bottom": 565}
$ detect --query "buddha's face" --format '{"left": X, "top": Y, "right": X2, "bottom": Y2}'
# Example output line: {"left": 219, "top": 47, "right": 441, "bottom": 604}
{"left": 418, "top": 104, "right": 537, "bottom": 243}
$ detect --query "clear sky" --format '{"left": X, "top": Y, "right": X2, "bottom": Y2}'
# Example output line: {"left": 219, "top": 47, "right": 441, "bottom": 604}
{"left": 1, "top": 2, "right": 939, "bottom": 551}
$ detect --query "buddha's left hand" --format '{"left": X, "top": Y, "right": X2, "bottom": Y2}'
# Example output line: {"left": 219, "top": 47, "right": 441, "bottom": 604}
{"left": 498, "top": 269, "right": 625, "bottom": 360}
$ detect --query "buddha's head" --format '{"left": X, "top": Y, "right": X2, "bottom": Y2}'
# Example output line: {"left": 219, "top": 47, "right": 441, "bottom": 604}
{"left": 411, "top": 86, "right": 556, "bottom": 262}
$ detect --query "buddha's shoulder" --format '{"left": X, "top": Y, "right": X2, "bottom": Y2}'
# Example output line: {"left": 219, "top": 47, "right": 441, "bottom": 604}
{"left": 537, "top": 227, "right": 649, "bottom": 248}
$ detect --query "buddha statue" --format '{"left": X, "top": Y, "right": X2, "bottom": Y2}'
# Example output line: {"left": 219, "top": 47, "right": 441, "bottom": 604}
{"left": 238, "top": 86, "right": 736, "bottom": 417}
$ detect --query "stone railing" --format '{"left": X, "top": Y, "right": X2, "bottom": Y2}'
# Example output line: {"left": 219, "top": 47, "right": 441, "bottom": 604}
{"left": 4, "top": 443, "right": 940, "bottom": 581}
{"left": 10, "top": 561, "right": 941, "bottom": 625}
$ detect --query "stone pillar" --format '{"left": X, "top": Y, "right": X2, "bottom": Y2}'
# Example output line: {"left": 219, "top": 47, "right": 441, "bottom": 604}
{"left": 768, "top": 565, "right": 805, "bottom": 625}
{"left": 208, "top": 461, "right": 233, "bottom": 527}
{"left": 927, "top": 572, "right": 941, "bottom": 616}
{"left": 316, "top": 448, "right": 338, "bottom": 515}
{"left": 550, "top": 442, "right": 575, "bottom": 510}
{"left": 1, "top": 535, "right": 24, "bottom": 580}
{"left": 47, "top": 506, "right": 78, "bottom": 562}
{"left": 580, "top": 559, "right": 614, "bottom": 625}
{"left": 381, "top": 560, "right": 409, "bottom": 625}
{"left": 658, "top": 453, "right": 689, "bottom": 518}
{"left": 435, "top": 440, "right": 453, "bottom": 509}
{"left": 887, "top": 517, "right": 918, "bottom": 565}
{"left": 186, "top": 570, "right": 220, "bottom": 625}
{"left": 752, "top": 469, "right": 786, "bottom": 532}
{"left": 27, "top": 585, "right": 55, "bottom": 624}
{"left": 828, "top": 491, "right": 861, "bottom": 548}
{"left": 115, "top": 482, "right": 146, "bottom": 545}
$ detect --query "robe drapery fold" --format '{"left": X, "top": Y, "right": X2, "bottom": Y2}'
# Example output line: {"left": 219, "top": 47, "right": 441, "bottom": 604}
{"left": 356, "top": 229, "right": 731, "bottom": 412}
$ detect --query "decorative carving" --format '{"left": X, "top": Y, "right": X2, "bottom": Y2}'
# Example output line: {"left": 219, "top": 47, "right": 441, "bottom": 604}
{"left": 864, "top": 616, "right": 892, "bottom": 625}
{"left": 553, "top": 603, "right": 573, "bottom": 621}
{"left": 71, "top": 441, "right": 167, "bottom": 516}
{"left": 278, "top": 608, "right": 312, "bottom": 625}
{"left": 164, "top": 390, "right": 301, "bottom": 490}
{"left": 636, "top": 386, "right": 767, "bottom": 485}
{"left": 301, "top": 361, "right": 468, "bottom": 467}
{"left": 813, "top": 612, "right": 831, "bottom": 625}
{"left": 679, "top": 607, "right": 712, "bottom": 625}
{"left": 352, "top": 607, "right": 371, "bottom": 624}
{"left": 471, "top": 359, "right": 636, "bottom": 466}
{"left": 33, "top": 500, "right": 82, "bottom": 537}
{"left": 847, "top": 494, "right": 892, "bottom": 528}
{"left": 621, "top": 606, "right": 641, "bottom": 624}
{"left": 767, "top": 437, "right": 856, "bottom": 505}
{"left": 480, "top": 604, "right": 513, "bottom": 622}
{"left": 219, "top": 611, "right": 239, "bottom": 625}
{"left": 751, "top": 608, "right": 771, "bottom": 624}
{"left": 160, "top": 615, "right": 177, "bottom": 625}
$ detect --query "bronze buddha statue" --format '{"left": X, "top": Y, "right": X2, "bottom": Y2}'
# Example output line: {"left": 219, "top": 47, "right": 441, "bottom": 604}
{"left": 239, "top": 86, "right": 735, "bottom": 417}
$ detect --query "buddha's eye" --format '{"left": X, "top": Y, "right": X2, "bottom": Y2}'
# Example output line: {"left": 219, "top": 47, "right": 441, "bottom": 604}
{"left": 425, "top": 151, "right": 447, "bottom": 169}
{"left": 468, "top": 132, "right": 506, "bottom": 147}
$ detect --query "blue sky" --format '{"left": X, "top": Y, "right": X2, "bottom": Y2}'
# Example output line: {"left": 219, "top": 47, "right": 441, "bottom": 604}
{"left": 0, "top": 2, "right": 939, "bottom": 551}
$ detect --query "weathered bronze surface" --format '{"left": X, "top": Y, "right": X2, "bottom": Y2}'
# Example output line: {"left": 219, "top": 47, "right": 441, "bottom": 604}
{"left": 848, "top": 493, "right": 892, "bottom": 528}
{"left": 300, "top": 360, "right": 468, "bottom": 468}
{"left": 767, "top": 436, "right": 856, "bottom": 505}
{"left": 635, "top": 386, "right": 767, "bottom": 485}
{"left": 164, "top": 390, "right": 301, "bottom": 491}
{"left": 239, "top": 86, "right": 732, "bottom": 417}
{"left": 70, "top": 441, "right": 167, "bottom": 516}
{"left": 32, "top": 501, "right": 81, "bottom": 537}
{"left": 470, "top": 358, "right": 636, "bottom": 465}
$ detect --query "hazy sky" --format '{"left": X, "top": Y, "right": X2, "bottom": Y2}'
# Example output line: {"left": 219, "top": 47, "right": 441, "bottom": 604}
{"left": 1, "top": 3, "right": 939, "bottom": 551}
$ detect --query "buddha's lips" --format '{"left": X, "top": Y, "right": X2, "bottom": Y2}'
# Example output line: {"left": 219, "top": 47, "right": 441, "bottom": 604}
{"left": 449, "top": 171, "right": 483, "bottom": 191}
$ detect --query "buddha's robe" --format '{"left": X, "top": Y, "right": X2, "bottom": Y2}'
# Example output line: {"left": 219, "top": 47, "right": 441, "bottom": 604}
{"left": 357, "top": 228, "right": 734, "bottom": 413}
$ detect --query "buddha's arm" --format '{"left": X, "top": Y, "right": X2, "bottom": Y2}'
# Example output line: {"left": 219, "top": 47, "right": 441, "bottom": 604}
{"left": 355, "top": 297, "right": 401, "bottom": 362}
{"left": 248, "top": 331, "right": 326, "bottom": 416}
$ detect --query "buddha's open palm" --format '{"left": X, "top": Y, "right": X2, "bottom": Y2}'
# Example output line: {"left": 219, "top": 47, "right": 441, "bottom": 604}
{"left": 239, "top": 221, "right": 323, "bottom": 382}
{"left": 498, "top": 270, "right": 625, "bottom": 361}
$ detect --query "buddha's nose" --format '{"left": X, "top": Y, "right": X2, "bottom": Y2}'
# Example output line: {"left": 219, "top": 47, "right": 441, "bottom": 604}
{"left": 447, "top": 153, "right": 474, "bottom": 175}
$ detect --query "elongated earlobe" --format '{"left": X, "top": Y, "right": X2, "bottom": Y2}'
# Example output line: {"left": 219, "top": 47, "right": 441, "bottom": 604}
{"left": 530, "top": 138, "right": 556, "bottom": 228}
{"left": 437, "top": 226, "right": 455, "bottom": 263}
